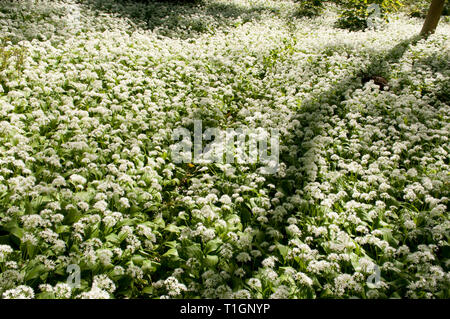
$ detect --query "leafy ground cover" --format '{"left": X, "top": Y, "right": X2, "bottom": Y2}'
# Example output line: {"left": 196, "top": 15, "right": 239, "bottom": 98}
{"left": 0, "top": 0, "right": 449, "bottom": 299}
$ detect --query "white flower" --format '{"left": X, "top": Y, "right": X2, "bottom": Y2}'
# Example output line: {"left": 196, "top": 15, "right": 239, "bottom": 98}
{"left": 295, "top": 272, "right": 313, "bottom": 287}
{"left": 247, "top": 278, "right": 262, "bottom": 290}
{"left": 404, "top": 220, "right": 416, "bottom": 230}
{"left": 92, "top": 274, "right": 116, "bottom": 294}
{"left": 77, "top": 286, "right": 110, "bottom": 299}
{"left": 97, "top": 249, "right": 113, "bottom": 266}
{"left": 236, "top": 252, "right": 251, "bottom": 263}
{"left": 2, "top": 285, "right": 35, "bottom": 299}
{"left": 53, "top": 283, "right": 72, "bottom": 299}
{"left": 69, "top": 174, "right": 87, "bottom": 185}
{"left": 119, "top": 197, "right": 130, "bottom": 208}
{"left": 0, "top": 245, "right": 13, "bottom": 260}
{"left": 93, "top": 200, "right": 108, "bottom": 212}
{"left": 233, "top": 289, "right": 251, "bottom": 299}
{"left": 219, "top": 195, "right": 232, "bottom": 205}
{"left": 164, "top": 276, "right": 186, "bottom": 297}
{"left": 270, "top": 285, "right": 290, "bottom": 299}
{"left": 262, "top": 256, "right": 278, "bottom": 268}
{"left": 286, "top": 224, "right": 302, "bottom": 237}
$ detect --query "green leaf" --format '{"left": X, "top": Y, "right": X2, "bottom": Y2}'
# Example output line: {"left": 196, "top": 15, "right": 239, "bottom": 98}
{"left": 350, "top": 252, "right": 360, "bottom": 270}
{"left": 276, "top": 243, "right": 289, "bottom": 262}
{"left": 320, "top": 288, "right": 334, "bottom": 298}
{"left": 74, "top": 191, "right": 94, "bottom": 202}
{"left": 54, "top": 265, "right": 66, "bottom": 276}
{"left": 204, "top": 255, "right": 219, "bottom": 267}
{"left": 36, "top": 292, "right": 55, "bottom": 299}
{"left": 9, "top": 227, "right": 23, "bottom": 241}
{"left": 131, "top": 255, "right": 146, "bottom": 266}
{"left": 2, "top": 221, "right": 23, "bottom": 239}
{"left": 162, "top": 248, "right": 179, "bottom": 260}
{"left": 164, "top": 224, "right": 180, "bottom": 234}
{"left": 254, "top": 230, "right": 265, "bottom": 243}
{"left": 204, "top": 239, "right": 222, "bottom": 254}
{"left": 185, "top": 244, "right": 203, "bottom": 260}
{"left": 379, "top": 228, "right": 399, "bottom": 246}
{"left": 26, "top": 243, "right": 37, "bottom": 259}
{"left": 55, "top": 225, "right": 70, "bottom": 234}
{"left": 153, "top": 217, "right": 166, "bottom": 229}
{"left": 24, "top": 264, "right": 47, "bottom": 282}
{"left": 116, "top": 218, "right": 136, "bottom": 228}
{"left": 142, "top": 260, "right": 160, "bottom": 274}
{"left": 63, "top": 210, "right": 82, "bottom": 225}
{"left": 105, "top": 233, "right": 121, "bottom": 244}
{"left": 164, "top": 241, "right": 177, "bottom": 249}
{"left": 142, "top": 286, "right": 153, "bottom": 295}
{"left": 240, "top": 207, "right": 252, "bottom": 226}
{"left": 0, "top": 235, "right": 9, "bottom": 244}
{"left": 389, "top": 291, "right": 401, "bottom": 299}
{"left": 118, "top": 231, "right": 129, "bottom": 243}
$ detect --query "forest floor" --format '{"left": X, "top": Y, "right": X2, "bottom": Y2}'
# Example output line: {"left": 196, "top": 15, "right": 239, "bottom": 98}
{"left": 0, "top": 0, "right": 449, "bottom": 299}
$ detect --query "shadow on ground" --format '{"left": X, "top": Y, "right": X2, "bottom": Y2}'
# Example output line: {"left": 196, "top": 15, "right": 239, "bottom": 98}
{"left": 80, "top": 0, "right": 286, "bottom": 39}
{"left": 247, "top": 34, "right": 429, "bottom": 294}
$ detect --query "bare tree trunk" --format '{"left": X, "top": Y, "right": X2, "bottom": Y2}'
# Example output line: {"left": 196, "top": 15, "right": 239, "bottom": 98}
{"left": 420, "top": 0, "right": 446, "bottom": 36}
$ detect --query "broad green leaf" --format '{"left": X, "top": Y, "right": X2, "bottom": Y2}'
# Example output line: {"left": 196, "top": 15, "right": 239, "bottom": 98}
{"left": 379, "top": 228, "right": 399, "bottom": 246}
{"left": 36, "top": 292, "right": 55, "bottom": 299}
{"left": 142, "top": 286, "right": 153, "bottom": 295}
{"left": 153, "top": 217, "right": 166, "bottom": 229}
{"left": 142, "top": 260, "right": 160, "bottom": 273}
{"left": 106, "top": 233, "right": 121, "bottom": 244}
{"left": 24, "top": 264, "right": 47, "bottom": 282}
{"left": 164, "top": 224, "right": 180, "bottom": 234}
{"left": 204, "top": 255, "right": 219, "bottom": 267}
{"left": 63, "top": 210, "right": 82, "bottom": 225}
{"left": 185, "top": 244, "right": 203, "bottom": 260}
{"left": 276, "top": 243, "right": 289, "bottom": 262}
{"left": 320, "top": 288, "right": 333, "bottom": 298}
{"left": 162, "top": 248, "right": 179, "bottom": 259}
{"left": 55, "top": 225, "right": 70, "bottom": 234}
{"left": 131, "top": 255, "right": 146, "bottom": 266}
{"left": 164, "top": 241, "right": 177, "bottom": 249}
{"left": 389, "top": 291, "right": 401, "bottom": 299}
{"left": 350, "top": 252, "right": 360, "bottom": 270}
{"left": 204, "top": 239, "right": 222, "bottom": 254}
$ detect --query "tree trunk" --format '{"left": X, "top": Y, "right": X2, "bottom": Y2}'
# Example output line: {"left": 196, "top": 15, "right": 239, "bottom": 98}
{"left": 420, "top": 0, "right": 446, "bottom": 36}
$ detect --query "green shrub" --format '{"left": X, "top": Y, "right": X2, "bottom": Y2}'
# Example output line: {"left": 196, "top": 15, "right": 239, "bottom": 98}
{"left": 0, "top": 38, "right": 25, "bottom": 90}
{"left": 294, "top": 0, "right": 325, "bottom": 18}
{"left": 445, "top": 1, "right": 450, "bottom": 15}
{"left": 336, "top": 0, "right": 403, "bottom": 31}
{"left": 402, "top": 0, "right": 450, "bottom": 18}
